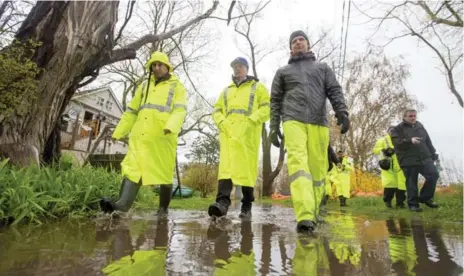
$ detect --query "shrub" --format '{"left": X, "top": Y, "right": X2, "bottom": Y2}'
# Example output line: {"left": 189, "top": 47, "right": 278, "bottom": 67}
{"left": 0, "top": 159, "right": 155, "bottom": 226}
{"left": 182, "top": 163, "right": 217, "bottom": 198}
{"left": 351, "top": 169, "right": 383, "bottom": 193}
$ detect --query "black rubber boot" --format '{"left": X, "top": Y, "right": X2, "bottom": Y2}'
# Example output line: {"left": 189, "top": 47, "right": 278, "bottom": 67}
{"left": 239, "top": 186, "right": 254, "bottom": 219}
{"left": 208, "top": 179, "right": 233, "bottom": 217}
{"left": 338, "top": 196, "right": 344, "bottom": 207}
{"left": 100, "top": 178, "right": 141, "bottom": 213}
{"left": 158, "top": 184, "right": 172, "bottom": 216}
{"left": 296, "top": 220, "right": 317, "bottom": 233}
{"left": 340, "top": 196, "right": 348, "bottom": 207}
{"left": 385, "top": 201, "right": 393, "bottom": 208}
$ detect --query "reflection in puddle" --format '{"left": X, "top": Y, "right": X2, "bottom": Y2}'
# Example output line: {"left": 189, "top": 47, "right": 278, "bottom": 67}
{"left": 0, "top": 205, "right": 462, "bottom": 275}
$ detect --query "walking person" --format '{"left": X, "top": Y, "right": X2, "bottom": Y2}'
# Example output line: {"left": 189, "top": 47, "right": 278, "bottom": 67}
{"left": 100, "top": 51, "right": 188, "bottom": 215}
{"left": 320, "top": 144, "right": 340, "bottom": 206}
{"left": 208, "top": 57, "right": 270, "bottom": 219}
{"left": 270, "top": 30, "right": 350, "bottom": 233}
{"left": 390, "top": 109, "right": 440, "bottom": 212}
{"left": 336, "top": 150, "right": 353, "bottom": 207}
{"left": 373, "top": 126, "right": 406, "bottom": 208}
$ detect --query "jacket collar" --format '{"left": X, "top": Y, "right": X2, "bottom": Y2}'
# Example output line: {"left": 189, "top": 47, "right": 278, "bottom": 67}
{"left": 288, "top": 51, "right": 316, "bottom": 64}
{"left": 230, "top": 75, "right": 259, "bottom": 87}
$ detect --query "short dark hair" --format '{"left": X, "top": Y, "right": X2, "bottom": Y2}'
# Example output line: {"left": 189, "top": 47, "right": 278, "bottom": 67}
{"left": 403, "top": 109, "right": 417, "bottom": 118}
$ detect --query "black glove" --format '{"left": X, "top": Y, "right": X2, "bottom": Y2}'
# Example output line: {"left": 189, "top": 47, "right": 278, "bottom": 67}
{"left": 382, "top": 147, "right": 395, "bottom": 157}
{"left": 335, "top": 111, "right": 350, "bottom": 134}
{"left": 431, "top": 153, "right": 439, "bottom": 161}
{"left": 270, "top": 127, "right": 283, "bottom": 148}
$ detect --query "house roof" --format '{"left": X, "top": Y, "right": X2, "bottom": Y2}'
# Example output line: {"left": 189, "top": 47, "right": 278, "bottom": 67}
{"left": 73, "top": 86, "right": 124, "bottom": 114}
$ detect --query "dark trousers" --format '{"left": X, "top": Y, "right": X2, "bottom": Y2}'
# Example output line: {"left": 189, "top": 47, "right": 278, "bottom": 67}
{"left": 215, "top": 179, "right": 254, "bottom": 207}
{"left": 402, "top": 160, "right": 439, "bottom": 208}
{"left": 383, "top": 188, "right": 406, "bottom": 205}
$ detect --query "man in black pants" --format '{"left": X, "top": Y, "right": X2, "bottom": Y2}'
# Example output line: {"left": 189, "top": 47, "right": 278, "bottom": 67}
{"left": 390, "top": 109, "right": 440, "bottom": 212}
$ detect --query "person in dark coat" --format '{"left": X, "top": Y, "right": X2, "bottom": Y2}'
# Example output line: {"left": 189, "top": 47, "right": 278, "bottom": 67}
{"left": 390, "top": 109, "right": 440, "bottom": 212}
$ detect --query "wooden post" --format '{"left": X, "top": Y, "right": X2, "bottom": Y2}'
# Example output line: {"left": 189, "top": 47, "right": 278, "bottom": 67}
{"left": 86, "top": 129, "right": 93, "bottom": 152}
{"left": 103, "top": 136, "right": 107, "bottom": 154}
{"left": 70, "top": 113, "right": 80, "bottom": 149}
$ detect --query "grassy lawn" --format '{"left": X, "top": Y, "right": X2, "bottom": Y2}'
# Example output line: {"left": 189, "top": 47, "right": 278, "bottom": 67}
{"left": 261, "top": 185, "right": 464, "bottom": 223}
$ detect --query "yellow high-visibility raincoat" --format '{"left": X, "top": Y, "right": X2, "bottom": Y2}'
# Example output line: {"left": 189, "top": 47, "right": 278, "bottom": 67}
{"left": 292, "top": 237, "right": 330, "bottom": 275}
{"left": 336, "top": 156, "right": 353, "bottom": 198}
{"left": 102, "top": 250, "right": 166, "bottom": 275}
{"left": 326, "top": 214, "right": 361, "bottom": 268}
{"left": 112, "top": 52, "right": 187, "bottom": 185}
{"left": 212, "top": 77, "right": 270, "bottom": 187}
{"left": 102, "top": 219, "right": 169, "bottom": 275}
{"left": 326, "top": 163, "right": 339, "bottom": 198}
{"left": 214, "top": 250, "right": 255, "bottom": 275}
{"left": 373, "top": 134, "right": 406, "bottom": 190}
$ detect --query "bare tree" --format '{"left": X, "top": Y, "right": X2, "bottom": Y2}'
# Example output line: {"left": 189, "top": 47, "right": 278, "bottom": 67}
{"left": 0, "top": 1, "right": 221, "bottom": 167}
{"left": 0, "top": 1, "right": 33, "bottom": 44}
{"left": 329, "top": 49, "right": 422, "bottom": 170}
{"left": 353, "top": 0, "right": 463, "bottom": 107}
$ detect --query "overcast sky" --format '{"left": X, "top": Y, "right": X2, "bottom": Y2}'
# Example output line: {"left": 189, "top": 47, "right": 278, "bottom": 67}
{"left": 101, "top": 0, "right": 463, "bottom": 177}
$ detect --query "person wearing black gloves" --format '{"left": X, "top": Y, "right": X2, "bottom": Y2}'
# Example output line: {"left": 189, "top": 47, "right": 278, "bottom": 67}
{"left": 269, "top": 30, "right": 349, "bottom": 233}
{"left": 373, "top": 126, "right": 407, "bottom": 208}
{"left": 390, "top": 109, "right": 440, "bottom": 212}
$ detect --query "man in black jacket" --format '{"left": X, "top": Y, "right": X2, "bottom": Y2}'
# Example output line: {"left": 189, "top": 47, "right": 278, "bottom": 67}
{"left": 270, "top": 30, "right": 350, "bottom": 233}
{"left": 390, "top": 109, "right": 440, "bottom": 212}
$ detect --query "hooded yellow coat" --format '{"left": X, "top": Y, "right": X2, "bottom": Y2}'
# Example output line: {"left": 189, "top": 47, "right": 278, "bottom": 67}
{"left": 112, "top": 52, "right": 187, "bottom": 185}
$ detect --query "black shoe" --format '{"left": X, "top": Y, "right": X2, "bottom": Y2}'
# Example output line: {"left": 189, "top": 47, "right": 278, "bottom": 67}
{"left": 297, "top": 220, "right": 316, "bottom": 233}
{"left": 158, "top": 184, "right": 173, "bottom": 215}
{"left": 239, "top": 202, "right": 252, "bottom": 219}
{"left": 208, "top": 202, "right": 228, "bottom": 217}
{"left": 421, "top": 200, "right": 439, "bottom": 208}
{"left": 396, "top": 203, "right": 406, "bottom": 209}
{"left": 239, "top": 210, "right": 251, "bottom": 219}
{"left": 409, "top": 206, "right": 423, "bottom": 212}
{"left": 319, "top": 206, "right": 328, "bottom": 216}
{"left": 340, "top": 197, "right": 348, "bottom": 207}
{"left": 385, "top": 201, "right": 393, "bottom": 208}
{"left": 100, "top": 198, "right": 115, "bottom": 213}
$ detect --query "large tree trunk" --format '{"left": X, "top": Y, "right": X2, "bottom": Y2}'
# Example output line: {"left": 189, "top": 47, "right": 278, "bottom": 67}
{"left": 0, "top": 1, "right": 119, "bottom": 166}
{"left": 261, "top": 126, "right": 285, "bottom": 197}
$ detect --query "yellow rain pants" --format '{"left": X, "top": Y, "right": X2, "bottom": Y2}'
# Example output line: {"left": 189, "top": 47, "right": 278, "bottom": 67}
{"left": 386, "top": 220, "right": 417, "bottom": 275}
{"left": 373, "top": 134, "right": 406, "bottom": 190}
{"left": 212, "top": 79, "right": 270, "bottom": 187}
{"left": 112, "top": 52, "right": 187, "bottom": 185}
{"left": 283, "top": 121, "right": 329, "bottom": 223}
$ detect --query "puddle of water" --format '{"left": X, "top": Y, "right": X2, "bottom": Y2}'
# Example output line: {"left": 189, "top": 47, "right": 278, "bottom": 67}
{"left": 0, "top": 204, "right": 462, "bottom": 276}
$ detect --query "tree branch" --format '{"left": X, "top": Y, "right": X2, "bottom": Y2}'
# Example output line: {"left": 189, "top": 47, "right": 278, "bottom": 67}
{"left": 114, "top": 0, "right": 136, "bottom": 45}
{"left": 102, "top": 1, "right": 219, "bottom": 66}
{"left": 415, "top": 1, "right": 463, "bottom": 27}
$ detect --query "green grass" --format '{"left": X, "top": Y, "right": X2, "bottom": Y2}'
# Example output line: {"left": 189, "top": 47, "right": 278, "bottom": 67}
{"left": 0, "top": 156, "right": 216, "bottom": 226}
{"left": 261, "top": 185, "right": 464, "bottom": 223}
{"left": 1, "top": 154, "right": 461, "bottom": 226}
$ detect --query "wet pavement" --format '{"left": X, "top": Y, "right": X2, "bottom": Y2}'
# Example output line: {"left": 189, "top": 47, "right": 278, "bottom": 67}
{"left": 0, "top": 203, "right": 462, "bottom": 276}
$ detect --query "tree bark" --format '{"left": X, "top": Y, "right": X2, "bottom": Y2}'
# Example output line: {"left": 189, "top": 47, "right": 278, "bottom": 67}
{"left": 261, "top": 126, "right": 285, "bottom": 196}
{"left": 0, "top": 1, "right": 219, "bottom": 167}
{"left": 0, "top": 1, "right": 119, "bottom": 165}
